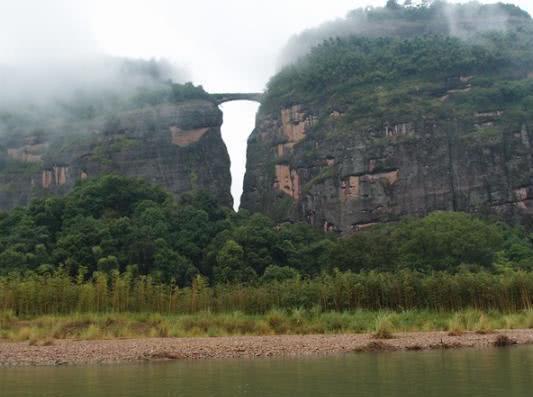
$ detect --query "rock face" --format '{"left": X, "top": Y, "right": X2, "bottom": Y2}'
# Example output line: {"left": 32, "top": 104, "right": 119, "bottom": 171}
{"left": 240, "top": 3, "right": 533, "bottom": 232}
{"left": 241, "top": 103, "right": 533, "bottom": 233}
{"left": 0, "top": 100, "right": 232, "bottom": 209}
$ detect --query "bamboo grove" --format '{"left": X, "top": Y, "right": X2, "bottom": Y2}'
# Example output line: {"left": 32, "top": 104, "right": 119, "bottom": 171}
{"left": 2, "top": 269, "right": 533, "bottom": 316}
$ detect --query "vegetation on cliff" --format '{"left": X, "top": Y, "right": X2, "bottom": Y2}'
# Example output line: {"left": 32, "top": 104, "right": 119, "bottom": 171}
{"left": 0, "top": 80, "right": 210, "bottom": 144}
{"left": 265, "top": 3, "right": 533, "bottom": 124}
{"left": 0, "top": 57, "right": 211, "bottom": 169}
{"left": 279, "top": 1, "right": 532, "bottom": 71}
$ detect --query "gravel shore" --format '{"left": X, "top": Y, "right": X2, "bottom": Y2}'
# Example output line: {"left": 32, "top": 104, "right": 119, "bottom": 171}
{"left": 1, "top": 330, "right": 532, "bottom": 367}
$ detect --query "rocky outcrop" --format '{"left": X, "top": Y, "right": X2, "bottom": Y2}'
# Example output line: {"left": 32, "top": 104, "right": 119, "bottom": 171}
{"left": 241, "top": 102, "right": 533, "bottom": 233}
{"left": 0, "top": 100, "right": 232, "bottom": 210}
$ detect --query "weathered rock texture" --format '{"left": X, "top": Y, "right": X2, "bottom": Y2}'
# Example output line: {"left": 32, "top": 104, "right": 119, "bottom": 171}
{"left": 0, "top": 100, "right": 232, "bottom": 209}
{"left": 241, "top": 102, "right": 533, "bottom": 233}
{"left": 238, "top": 2, "right": 533, "bottom": 232}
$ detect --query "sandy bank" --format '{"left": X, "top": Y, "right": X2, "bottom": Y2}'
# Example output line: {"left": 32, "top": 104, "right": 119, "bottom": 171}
{"left": 1, "top": 330, "right": 532, "bottom": 367}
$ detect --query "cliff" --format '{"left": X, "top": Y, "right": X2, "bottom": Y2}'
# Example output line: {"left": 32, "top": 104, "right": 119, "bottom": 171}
{"left": 241, "top": 4, "right": 533, "bottom": 232}
{"left": 0, "top": 99, "right": 233, "bottom": 209}
{"left": 242, "top": 103, "right": 533, "bottom": 233}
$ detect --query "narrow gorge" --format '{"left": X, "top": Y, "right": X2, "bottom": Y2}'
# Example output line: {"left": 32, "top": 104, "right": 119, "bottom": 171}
{"left": 3, "top": 3, "right": 533, "bottom": 235}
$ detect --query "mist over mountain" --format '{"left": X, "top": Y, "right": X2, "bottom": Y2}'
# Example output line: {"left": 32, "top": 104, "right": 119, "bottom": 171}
{"left": 0, "top": 56, "right": 188, "bottom": 109}
{"left": 0, "top": 56, "right": 194, "bottom": 146}
{"left": 278, "top": 1, "right": 531, "bottom": 67}
{"left": 0, "top": 0, "right": 189, "bottom": 124}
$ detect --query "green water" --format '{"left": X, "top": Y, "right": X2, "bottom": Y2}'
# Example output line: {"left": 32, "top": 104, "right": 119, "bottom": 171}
{"left": 2, "top": 346, "right": 533, "bottom": 396}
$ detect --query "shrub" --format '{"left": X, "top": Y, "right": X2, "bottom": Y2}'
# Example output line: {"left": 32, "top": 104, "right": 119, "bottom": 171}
{"left": 374, "top": 314, "right": 394, "bottom": 339}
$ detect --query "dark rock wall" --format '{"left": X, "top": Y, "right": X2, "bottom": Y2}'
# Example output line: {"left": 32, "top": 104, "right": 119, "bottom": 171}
{"left": 241, "top": 105, "right": 533, "bottom": 233}
{"left": 0, "top": 100, "right": 233, "bottom": 209}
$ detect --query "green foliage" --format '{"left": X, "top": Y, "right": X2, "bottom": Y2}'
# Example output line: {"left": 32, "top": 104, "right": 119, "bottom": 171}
{"left": 374, "top": 313, "right": 394, "bottom": 339}
{"left": 0, "top": 175, "right": 328, "bottom": 284}
{"left": 0, "top": 175, "right": 532, "bottom": 286}
{"left": 125, "top": 82, "right": 211, "bottom": 108}
{"left": 0, "top": 158, "right": 43, "bottom": 178}
{"left": 264, "top": 34, "right": 531, "bottom": 112}
{"left": 261, "top": 265, "right": 299, "bottom": 283}
{"left": 214, "top": 240, "right": 256, "bottom": 283}
{"left": 51, "top": 81, "right": 211, "bottom": 122}
{"left": 170, "top": 82, "right": 211, "bottom": 102}
{"left": 386, "top": 0, "right": 401, "bottom": 11}
{"left": 331, "top": 212, "right": 507, "bottom": 272}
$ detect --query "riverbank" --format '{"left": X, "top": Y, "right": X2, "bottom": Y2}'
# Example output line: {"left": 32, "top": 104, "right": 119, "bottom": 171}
{"left": 1, "top": 330, "right": 533, "bottom": 367}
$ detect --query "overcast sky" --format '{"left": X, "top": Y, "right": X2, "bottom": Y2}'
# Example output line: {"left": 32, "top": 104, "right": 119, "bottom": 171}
{"left": 2, "top": 0, "right": 532, "bottom": 207}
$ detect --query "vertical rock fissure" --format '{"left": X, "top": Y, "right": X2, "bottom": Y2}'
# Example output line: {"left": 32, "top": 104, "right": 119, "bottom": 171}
{"left": 501, "top": 126, "right": 513, "bottom": 207}
{"left": 447, "top": 120, "right": 458, "bottom": 211}
{"left": 219, "top": 101, "right": 260, "bottom": 210}
{"left": 525, "top": 123, "right": 533, "bottom": 184}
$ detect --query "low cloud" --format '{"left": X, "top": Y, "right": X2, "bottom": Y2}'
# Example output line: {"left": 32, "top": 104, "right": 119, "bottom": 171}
{"left": 278, "top": 1, "right": 530, "bottom": 67}
{"left": 0, "top": 0, "right": 188, "bottom": 109}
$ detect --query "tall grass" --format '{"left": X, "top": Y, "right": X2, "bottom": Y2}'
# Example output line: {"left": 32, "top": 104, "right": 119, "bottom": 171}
{"left": 1, "top": 309, "right": 533, "bottom": 342}
{"left": 373, "top": 313, "right": 394, "bottom": 339}
{"left": 1, "top": 269, "right": 533, "bottom": 316}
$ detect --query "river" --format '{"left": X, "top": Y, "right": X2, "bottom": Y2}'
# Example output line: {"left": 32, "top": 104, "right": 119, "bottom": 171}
{"left": 2, "top": 346, "right": 533, "bottom": 396}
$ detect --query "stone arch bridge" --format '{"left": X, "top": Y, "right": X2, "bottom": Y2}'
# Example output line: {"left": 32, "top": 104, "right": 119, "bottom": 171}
{"left": 211, "top": 93, "right": 263, "bottom": 105}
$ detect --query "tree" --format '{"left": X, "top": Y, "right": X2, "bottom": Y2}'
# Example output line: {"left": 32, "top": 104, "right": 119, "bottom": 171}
{"left": 97, "top": 255, "right": 119, "bottom": 272}
{"left": 0, "top": 248, "right": 28, "bottom": 273}
{"left": 214, "top": 240, "right": 256, "bottom": 283}
{"left": 261, "top": 265, "right": 299, "bottom": 283}
{"left": 153, "top": 238, "right": 198, "bottom": 285}
{"left": 386, "top": 0, "right": 401, "bottom": 10}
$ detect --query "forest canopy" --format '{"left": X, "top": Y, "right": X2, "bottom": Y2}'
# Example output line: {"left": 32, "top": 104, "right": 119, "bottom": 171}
{"left": 0, "top": 175, "right": 532, "bottom": 286}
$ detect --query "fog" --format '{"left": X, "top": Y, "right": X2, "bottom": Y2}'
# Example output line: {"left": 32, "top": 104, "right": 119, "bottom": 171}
{"left": 2, "top": 0, "right": 531, "bottom": 98}
{"left": 0, "top": 1, "right": 188, "bottom": 108}
{"left": 0, "top": 57, "right": 187, "bottom": 109}
{"left": 0, "top": 0, "right": 367, "bottom": 96}
{"left": 279, "top": 1, "right": 532, "bottom": 67}
{"left": 1, "top": 0, "right": 532, "bottom": 208}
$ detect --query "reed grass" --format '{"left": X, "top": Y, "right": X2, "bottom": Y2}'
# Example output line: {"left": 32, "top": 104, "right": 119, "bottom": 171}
{"left": 2, "top": 269, "right": 533, "bottom": 316}
{"left": 1, "top": 269, "right": 533, "bottom": 342}
{"left": 1, "top": 309, "right": 532, "bottom": 342}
